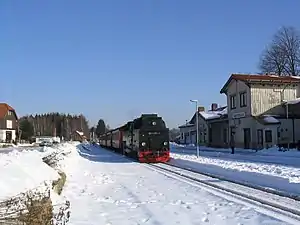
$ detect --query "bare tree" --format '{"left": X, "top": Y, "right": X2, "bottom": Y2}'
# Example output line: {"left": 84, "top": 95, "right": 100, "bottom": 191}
{"left": 259, "top": 26, "right": 300, "bottom": 76}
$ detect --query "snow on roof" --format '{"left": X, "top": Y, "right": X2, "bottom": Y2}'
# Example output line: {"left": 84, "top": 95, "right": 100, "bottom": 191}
{"left": 262, "top": 115, "right": 280, "bottom": 124}
{"left": 284, "top": 98, "right": 300, "bottom": 105}
{"left": 256, "top": 115, "right": 280, "bottom": 125}
{"left": 291, "top": 76, "right": 300, "bottom": 79}
{"left": 178, "top": 122, "right": 194, "bottom": 128}
{"left": 76, "top": 131, "right": 84, "bottom": 136}
{"left": 199, "top": 106, "right": 227, "bottom": 120}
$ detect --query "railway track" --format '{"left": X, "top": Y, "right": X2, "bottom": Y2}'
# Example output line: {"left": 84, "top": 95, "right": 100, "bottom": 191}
{"left": 90, "top": 144, "right": 300, "bottom": 223}
{"left": 145, "top": 162, "right": 300, "bottom": 225}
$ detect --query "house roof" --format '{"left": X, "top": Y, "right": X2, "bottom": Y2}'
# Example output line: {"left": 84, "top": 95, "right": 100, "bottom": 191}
{"left": 0, "top": 103, "right": 17, "bottom": 119}
{"left": 190, "top": 106, "right": 228, "bottom": 123}
{"left": 220, "top": 74, "right": 300, "bottom": 94}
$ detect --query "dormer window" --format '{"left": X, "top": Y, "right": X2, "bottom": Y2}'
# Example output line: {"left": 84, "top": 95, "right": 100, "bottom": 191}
{"left": 230, "top": 95, "right": 236, "bottom": 109}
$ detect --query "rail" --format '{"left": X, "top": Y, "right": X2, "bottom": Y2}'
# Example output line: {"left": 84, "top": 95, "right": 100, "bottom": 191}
{"left": 145, "top": 163, "right": 300, "bottom": 225}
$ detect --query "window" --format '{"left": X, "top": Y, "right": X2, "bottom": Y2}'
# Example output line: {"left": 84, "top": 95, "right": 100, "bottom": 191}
{"left": 230, "top": 95, "right": 236, "bottom": 109}
{"left": 7, "top": 110, "right": 12, "bottom": 116}
{"left": 265, "top": 130, "right": 272, "bottom": 143}
{"left": 240, "top": 92, "right": 247, "bottom": 107}
{"left": 6, "top": 120, "right": 12, "bottom": 129}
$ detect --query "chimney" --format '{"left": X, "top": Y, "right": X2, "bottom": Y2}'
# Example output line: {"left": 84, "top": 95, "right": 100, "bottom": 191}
{"left": 198, "top": 106, "right": 205, "bottom": 112}
{"left": 211, "top": 103, "right": 218, "bottom": 111}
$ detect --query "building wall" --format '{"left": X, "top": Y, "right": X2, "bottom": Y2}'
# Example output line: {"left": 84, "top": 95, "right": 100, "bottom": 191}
{"left": 197, "top": 116, "right": 209, "bottom": 145}
{"left": 208, "top": 120, "right": 229, "bottom": 148}
{"left": 226, "top": 80, "right": 251, "bottom": 120}
{"left": 0, "top": 129, "right": 16, "bottom": 142}
{"left": 229, "top": 116, "right": 279, "bottom": 149}
{"left": 225, "top": 80, "right": 291, "bottom": 149}
{"left": 294, "top": 119, "right": 300, "bottom": 144}
{"left": 178, "top": 125, "right": 195, "bottom": 144}
{"left": 0, "top": 111, "right": 18, "bottom": 130}
{"left": 276, "top": 118, "right": 300, "bottom": 145}
{"left": 179, "top": 114, "right": 211, "bottom": 146}
{"left": 251, "top": 84, "right": 298, "bottom": 116}
{"left": 252, "top": 121, "right": 279, "bottom": 149}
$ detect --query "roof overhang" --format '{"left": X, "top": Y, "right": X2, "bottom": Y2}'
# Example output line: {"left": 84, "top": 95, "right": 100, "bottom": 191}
{"left": 255, "top": 115, "right": 281, "bottom": 125}
{"left": 220, "top": 74, "right": 300, "bottom": 94}
{"left": 178, "top": 123, "right": 194, "bottom": 129}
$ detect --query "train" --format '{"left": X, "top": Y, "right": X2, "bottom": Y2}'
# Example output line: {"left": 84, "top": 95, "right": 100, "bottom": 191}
{"left": 99, "top": 114, "right": 170, "bottom": 163}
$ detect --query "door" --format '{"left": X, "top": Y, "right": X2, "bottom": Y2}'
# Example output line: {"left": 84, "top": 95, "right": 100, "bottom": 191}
{"left": 6, "top": 131, "right": 12, "bottom": 143}
{"left": 243, "top": 128, "right": 251, "bottom": 149}
{"left": 208, "top": 127, "right": 212, "bottom": 144}
{"left": 223, "top": 128, "right": 228, "bottom": 144}
{"left": 257, "top": 129, "right": 263, "bottom": 149}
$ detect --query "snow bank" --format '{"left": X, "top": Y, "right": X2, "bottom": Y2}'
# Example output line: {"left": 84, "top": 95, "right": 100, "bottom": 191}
{"left": 171, "top": 153, "right": 300, "bottom": 183}
{"left": 170, "top": 142, "right": 300, "bottom": 195}
{"left": 170, "top": 142, "right": 300, "bottom": 167}
{"left": 170, "top": 142, "right": 300, "bottom": 155}
{"left": 0, "top": 149, "right": 60, "bottom": 200}
{"left": 0, "top": 143, "right": 79, "bottom": 224}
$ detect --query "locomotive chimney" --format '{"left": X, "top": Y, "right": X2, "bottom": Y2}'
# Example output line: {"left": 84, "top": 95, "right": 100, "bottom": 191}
{"left": 211, "top": 103, "right": 218, "bottom": 111}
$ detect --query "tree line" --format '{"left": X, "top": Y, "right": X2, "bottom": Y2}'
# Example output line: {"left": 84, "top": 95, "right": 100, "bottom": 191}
{"left": 19, "top": 113, "right": 89, "bottom": 141}
{"left": 259, "top": 26, "right": 300, "bottom": 76}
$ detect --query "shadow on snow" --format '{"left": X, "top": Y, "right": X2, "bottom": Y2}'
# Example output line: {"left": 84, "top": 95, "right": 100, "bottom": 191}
{"left": 76, "top": 143, "right": 134, "bottom": 164}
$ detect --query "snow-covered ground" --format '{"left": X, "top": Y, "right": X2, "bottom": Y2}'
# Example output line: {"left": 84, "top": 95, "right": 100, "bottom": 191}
{"left": 170, "top": 142, "right": 300, "bottom": 196}
{"left": 0, "top": 142, "right": 298, "bottom": 224}
{"left": 0, "top": 148, "right": 59, "bottom": 199}
{"left": 171, "top": 142, "right": 300, "bottom": 167}
{"left": 0, "top": 143, "right": 72, "bottom": 223}
{"left": 62, "top": 144, "right": 294, "bottom": 224}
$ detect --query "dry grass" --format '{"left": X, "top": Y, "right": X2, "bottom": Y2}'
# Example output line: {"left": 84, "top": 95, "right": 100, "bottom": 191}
{"left": 18, "top": 196, "right": 53, "bottom": 225}
{"left": 52, "top": 172, "right": 67, "bottom": 195}
{"left": 0, "top": 187, "right": 53, "bottom": 225}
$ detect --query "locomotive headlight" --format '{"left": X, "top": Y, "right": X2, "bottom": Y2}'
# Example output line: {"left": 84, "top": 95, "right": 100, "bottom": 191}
{"left": 163, "top": 142, "right": 168, "bottom": 146}
{"left": 141, "top": 142, "right": 146, "bottom": 146}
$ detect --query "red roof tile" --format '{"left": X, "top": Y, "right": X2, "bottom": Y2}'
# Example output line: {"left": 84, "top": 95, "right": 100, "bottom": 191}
{"left": 220, "top": 74, "right": 300, "bottom": 93}
{"left": 0, "top": 103, "right": 16, "bottom": 119}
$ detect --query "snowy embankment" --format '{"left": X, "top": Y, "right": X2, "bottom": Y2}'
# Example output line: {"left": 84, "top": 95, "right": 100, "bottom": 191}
{"left": 63, "top": 143, "right": 291, "bottom": 225}
{"left": 170, "top": 142, "right": 300, "bottom": 196}
{"left": 0, "top": 143, "right": 74, "bottom": 224}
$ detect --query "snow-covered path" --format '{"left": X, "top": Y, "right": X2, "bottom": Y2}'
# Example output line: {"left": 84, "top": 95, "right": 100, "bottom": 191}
{"left": 63, "top": 144, "right": 290, "bottom": 225}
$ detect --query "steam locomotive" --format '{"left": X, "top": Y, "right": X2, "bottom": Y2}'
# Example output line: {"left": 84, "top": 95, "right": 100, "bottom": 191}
{"left": 99, "top": 114, "right": 170, "bottom": 163}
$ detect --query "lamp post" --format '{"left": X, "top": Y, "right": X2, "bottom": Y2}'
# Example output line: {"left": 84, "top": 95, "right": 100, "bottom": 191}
{"left": 190, "top": 99, "right": 199, "bottom": 157}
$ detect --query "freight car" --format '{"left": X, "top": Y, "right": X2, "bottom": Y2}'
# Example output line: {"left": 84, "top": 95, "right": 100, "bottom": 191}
{"left": 99, "top": 114, "right": 170, "bottom": 163}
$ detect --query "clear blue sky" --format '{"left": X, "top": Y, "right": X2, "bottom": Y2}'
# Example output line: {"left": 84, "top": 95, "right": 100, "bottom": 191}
{"left": 1, "top": 0, "right": 299, "bottom": 129}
